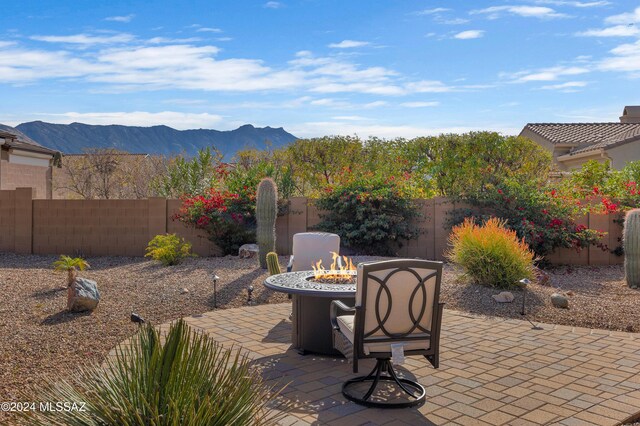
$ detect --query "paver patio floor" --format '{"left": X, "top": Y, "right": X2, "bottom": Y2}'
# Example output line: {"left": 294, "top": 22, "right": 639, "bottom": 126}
{"left": 179, "top": 303, "right": 640, "bottom": 425}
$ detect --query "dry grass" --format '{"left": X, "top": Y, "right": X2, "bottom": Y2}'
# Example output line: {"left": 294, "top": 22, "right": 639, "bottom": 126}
{"left": 1, "top": 253, "right": 639, "bottom": 423}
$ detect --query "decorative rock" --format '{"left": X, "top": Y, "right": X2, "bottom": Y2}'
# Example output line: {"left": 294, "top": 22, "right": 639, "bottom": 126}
{"left": 67, "top": 278, "right": 100, "bottom": 312}
{"left": 492, "top": 291, "right": 514, "bottom": 303}
{"left": 551, "top": 293, "right": 569, "bottom": 309}
{"left": 238, "top": 244, "right": 259, "bottom": 259}
{"left": 533, "top": 266, "right": 550, "bottom": 286}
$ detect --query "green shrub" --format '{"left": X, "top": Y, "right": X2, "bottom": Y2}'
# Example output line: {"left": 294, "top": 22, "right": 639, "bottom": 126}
{"left": 145, "top": 233, "right": 194, "bottom": 266}
{"left": 315, "top": 177, "right": 420, "bottom": 255}
{"left": 447, "top": 217, "right": 535, "bottom": 289}
{"left": 18, "top": 319, "right": 284, "bottom": 425}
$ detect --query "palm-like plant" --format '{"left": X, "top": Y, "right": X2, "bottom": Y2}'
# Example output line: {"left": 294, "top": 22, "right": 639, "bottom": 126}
{"left": 53, "top": 255, "right": 90, "bottom": 287}
{"left": 19, "top": 319, "right": 286, "bottom": 425}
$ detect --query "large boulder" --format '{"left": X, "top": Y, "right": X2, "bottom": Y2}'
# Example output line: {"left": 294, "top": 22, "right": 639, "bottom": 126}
{"left": 492, "top": 291, "right": 514, "bottom": 303}
{"left": 238, "top": 244, "right": 259, "bottom": 259}
{"left": 551, "top": 293, "right": 569, "bottom": 309}
{"left": 67, "top": 277, "right": 100, "bottom": 312}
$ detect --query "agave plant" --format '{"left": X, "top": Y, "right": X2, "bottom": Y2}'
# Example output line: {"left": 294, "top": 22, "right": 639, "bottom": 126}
{"left": 18, "top": 319, "right": 285, "bottom": 425}
{"left": 52, "top": 255, "right": 90, "bottom": 287}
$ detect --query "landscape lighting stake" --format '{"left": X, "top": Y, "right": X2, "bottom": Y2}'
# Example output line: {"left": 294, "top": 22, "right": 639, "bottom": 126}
{"left": 130, "top": 312, "right": 145, "bottom": 327}
{"left": 212, "top": 274, "right": 219, "bottom": 309}
{"left": 517, "top": 278, "right": 542, "bottom": 330}
{"left": 247, "top": 285, "right": 254, "bottom": 305}
{"left": 519, "top": 278, "right": 531, "bottom": 316}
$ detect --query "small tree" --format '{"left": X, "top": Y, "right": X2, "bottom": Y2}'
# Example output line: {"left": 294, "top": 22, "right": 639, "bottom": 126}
{"left": 52, "top": 255, "right": 90, "bottom": 287}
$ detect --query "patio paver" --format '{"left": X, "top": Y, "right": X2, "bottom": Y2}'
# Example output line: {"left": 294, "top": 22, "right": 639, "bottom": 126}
{"left": 175, "top": 304, "right": 639, "bottom": 425}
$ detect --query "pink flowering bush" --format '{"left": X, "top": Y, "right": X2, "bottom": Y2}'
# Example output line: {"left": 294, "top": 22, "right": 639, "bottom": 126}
{"left": 174, "top": 188, "right": 256, "bottom": 255}
{"left": 450, "top": 180, "right": 604, "bottom": 259}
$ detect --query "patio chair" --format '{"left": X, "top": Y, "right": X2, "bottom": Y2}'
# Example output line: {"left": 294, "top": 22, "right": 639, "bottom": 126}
{"left": 287, "top": 232, "right": 341, "bottom": 272}
{"left": 330, "top": 259, "right": 444, "bottom": 408}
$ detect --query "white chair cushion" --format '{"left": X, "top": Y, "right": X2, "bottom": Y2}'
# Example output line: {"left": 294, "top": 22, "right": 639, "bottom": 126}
{"left": 336, "top": 314, "right": 430, "bottom": 355}
{"left": 291, "top": 232, "right": 340, "bottom": 272}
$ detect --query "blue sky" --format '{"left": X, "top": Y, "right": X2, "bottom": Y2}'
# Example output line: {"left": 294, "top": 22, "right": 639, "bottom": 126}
{"left": 1, "top": 0, "right": 639, "bottom": 138}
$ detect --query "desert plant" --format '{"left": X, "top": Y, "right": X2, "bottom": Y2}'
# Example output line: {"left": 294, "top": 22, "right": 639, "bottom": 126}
{"left": 52, "top": 255, "right": 90, "bottom": 287}
{"left": 18, "top": 319, "right": 285, "bottom": 425}
{"left": 266, "top": 251, "right": 281, "bottom": 275}
{"left": 174, "top": 189, "right": 256, "bottom": 256}
{"left": 145, "top": 233, "right": 195, "bottom": 266}
{"left": 315, "top": 177, "right": 420, "bottom": 255}
{"left": 447, "top": 217, "right": 535, "bottom": 289}
{"left": 624, "top": 209, "right": 640, "bottom": 289}
{"left": 256, "top": 178, "right": 278, "bottom": 268}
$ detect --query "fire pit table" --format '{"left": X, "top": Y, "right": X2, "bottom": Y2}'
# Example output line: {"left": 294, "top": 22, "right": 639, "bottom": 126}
{"left": 264, "top": 270, "right": 356, "bottom": 356}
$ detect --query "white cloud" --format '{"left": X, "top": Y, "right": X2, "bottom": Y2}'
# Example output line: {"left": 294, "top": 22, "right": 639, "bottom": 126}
{"left": 34, "top": 111, "right": 223, "bottom": 129}
{"left": 332, "top": 115, "right": 370, "bottom": 121}
{"left": 539, "top": 81, "right": 588, "bottom": 90}
{"left": 533, "top": 0, "right": 610, "bottom": 7}
{"left": 31, "top": 33, "right": 135, "bottom": 45}
{"left": 471, "top": 5, "right": 568, "bottom": 19}
{"left": 577, "top": 25, "right": 640, "bottom": 37}
{"left": 400, "top": 101, "right": 440, "bottom": 108}
{"left": 605, "top": 7, "right": 640, "bottom": 25}
{"left": 105, "top": 14, "right": 135, "bottom": 23}
{"left": 264, "top": 1, "right": 283, "bottom": 9}
{"left": 414, "top": 8, "right": 451, "bottom": 16}
{"left": 362, "top": 101, "right": 388, "bottom": 108}
{"left": 504, "top": 65, "right": 590, "bottom": 82}
{"left": 146, "top": 37, "right": 202, "bottom": 44}
{"left": 454, "top": 30, "right": 485, "bottom": 39}
{"left": 405, "top": 80, "right": 453, "bottom": 93}
{"left": 287, "top": 121, "right": 516, "bottom": 139}
{"left": 328, "top": 40, "right": 370, "bottom": 49}
{"left": 0, "top": 37, "right": 467, "bottom": 97}
{"left": 196, "top": 27, "right": 223, "bottom": 33}
{"left": 598, "top": 39, "right": 640, "bottom": 72}
{"left": 438, "top": 18, "right": 470, "bottom": 25}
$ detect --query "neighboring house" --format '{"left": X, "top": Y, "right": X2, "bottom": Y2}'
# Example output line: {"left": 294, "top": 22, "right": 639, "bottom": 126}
{"left": 520, "top": 106, "right": 640, "bottom": 170}
{"left": 0, "top": 127, "right": 58, "bottom": 199}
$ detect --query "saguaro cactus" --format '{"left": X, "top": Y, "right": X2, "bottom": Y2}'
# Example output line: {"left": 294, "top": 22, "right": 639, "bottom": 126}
{"left": 624, "top": 208, "right": 640, "bottom": 289}
{"left": 266, "top": 252, "right": 281, "bottom": 275}
{"left": 256, "top": 178, "right": 278, "bottom": 269}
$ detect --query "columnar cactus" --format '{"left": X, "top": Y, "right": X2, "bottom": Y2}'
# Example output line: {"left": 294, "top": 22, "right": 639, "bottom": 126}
{"left": 624, "top": 208, "right": 640, "bottom": 289}
{"left": 256, "top": 178, "right": 278, "bottom": 268}
{"left": 266, "top": 252, "right": 281, "bottom": 275}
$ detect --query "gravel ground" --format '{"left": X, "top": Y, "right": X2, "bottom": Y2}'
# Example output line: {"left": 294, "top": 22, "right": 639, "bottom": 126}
{"left": 1, "top": 253, "right": 639, "bottom": 422}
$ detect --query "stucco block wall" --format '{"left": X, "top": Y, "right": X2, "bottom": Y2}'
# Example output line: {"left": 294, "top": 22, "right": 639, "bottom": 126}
{"left": 0, "top": 159, "right": 51, "bottom": 199}
{"left": 0, "top": 189, "right": 625, "bottom": 265}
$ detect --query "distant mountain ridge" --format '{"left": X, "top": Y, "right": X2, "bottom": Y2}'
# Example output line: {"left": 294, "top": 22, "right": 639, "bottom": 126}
{"left": 13, "top": 121, "right": 298, "bottom": 158}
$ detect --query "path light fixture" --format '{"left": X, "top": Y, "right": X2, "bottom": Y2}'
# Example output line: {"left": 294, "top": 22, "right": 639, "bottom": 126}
{"left": 211, "top": 274, "right": 219, "bottom": 309}
{"left": 516, "top": 278, "right": 542, "bottom": 330}
{"left": 517, "top": 278, "right": 531, "bottom": 315}
{"left": 130, "top": 312, "right": 145, "bottom": 326}
{"left": 247, "top": 285, "right": 254, "bottom": 305}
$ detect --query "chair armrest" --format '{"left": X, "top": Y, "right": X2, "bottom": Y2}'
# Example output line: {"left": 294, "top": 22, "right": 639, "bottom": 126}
{"left": 286, "top": 255, "right": 294, "bottom": 273}
{"left": 330, "top": 300, "right": 356, "bottom": 330}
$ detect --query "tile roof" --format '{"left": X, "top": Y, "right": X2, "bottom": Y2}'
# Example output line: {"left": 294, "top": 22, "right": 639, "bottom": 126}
{"left": 522, "top": 122, "right": 640, "bottom": 157}
{"left": 0, "top": 126, "right": 57, "bottom": 156}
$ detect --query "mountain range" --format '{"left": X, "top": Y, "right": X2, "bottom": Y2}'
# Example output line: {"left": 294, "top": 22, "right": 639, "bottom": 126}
{"left": 8, "top": 121, "right": 298, "bottom": 158}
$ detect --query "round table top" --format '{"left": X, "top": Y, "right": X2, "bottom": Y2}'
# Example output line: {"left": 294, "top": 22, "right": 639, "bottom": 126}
{"left": 264, "top": 270, "right": 356, "bottom": 297}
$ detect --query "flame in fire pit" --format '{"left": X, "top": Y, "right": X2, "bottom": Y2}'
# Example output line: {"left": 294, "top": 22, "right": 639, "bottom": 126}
{"left": 312, "top": 251, "right": 356, "bottom": 281}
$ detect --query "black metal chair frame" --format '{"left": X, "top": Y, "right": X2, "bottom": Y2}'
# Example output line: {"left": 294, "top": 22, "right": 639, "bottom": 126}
{"left": 330, "top": 259, "right": 444, "bottom": 408}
